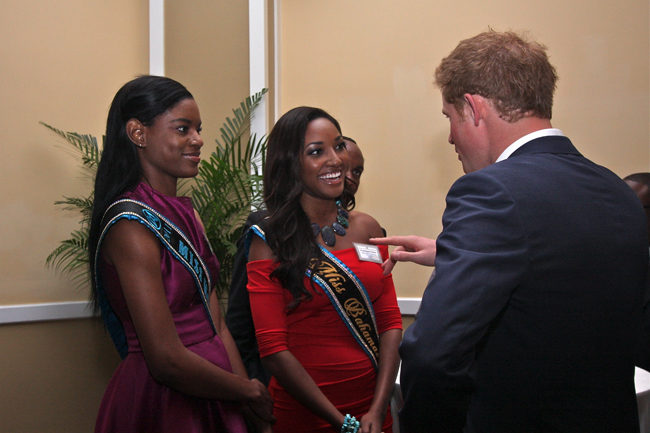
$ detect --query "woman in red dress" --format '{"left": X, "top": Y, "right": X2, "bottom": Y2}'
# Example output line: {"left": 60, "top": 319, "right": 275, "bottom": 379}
{"left": 247, "top": 107, "right": 402, "bottom": 433}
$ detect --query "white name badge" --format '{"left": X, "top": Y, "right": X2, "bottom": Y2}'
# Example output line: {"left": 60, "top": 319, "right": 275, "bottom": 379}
{"left": 353, "top": 243, "right": 383, "bottom": 264}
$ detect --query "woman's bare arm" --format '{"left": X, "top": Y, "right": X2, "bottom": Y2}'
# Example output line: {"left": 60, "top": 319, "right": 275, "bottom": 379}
{"left": 102, "top": 219, "right": 272, "bottom": 414}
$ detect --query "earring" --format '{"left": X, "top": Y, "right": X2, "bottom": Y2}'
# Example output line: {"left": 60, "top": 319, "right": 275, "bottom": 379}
{"left": 136, "top": 129, "right": 144, "bottom": 148}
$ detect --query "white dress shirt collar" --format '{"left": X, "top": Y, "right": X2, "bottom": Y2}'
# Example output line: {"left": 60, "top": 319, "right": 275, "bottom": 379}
{"left": 496, "top": 128, "right": 564, "bottom": 162}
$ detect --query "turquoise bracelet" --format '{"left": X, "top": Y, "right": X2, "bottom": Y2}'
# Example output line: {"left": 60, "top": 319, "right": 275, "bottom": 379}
{"left": 341, "top": 414, "right": 360, "bottom": 433}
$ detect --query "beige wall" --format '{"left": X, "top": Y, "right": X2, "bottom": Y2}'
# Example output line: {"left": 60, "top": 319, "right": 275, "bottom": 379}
{"left": 165, "top": 0, "right": 250, "bottom": 147}
{"left": 0, "top": 0, "right": 250, "bottom": 431}
{"left": 0, "top": 319, "right": 121, "bottom": 432}
{"left": 0, "top": 1, "right": 148, "bottom": 430}
{"left": 0, "top": 0, "right": 149, "bottom": 305}
{"left": 278, "top": 0, "right": 650, "bottom": 297}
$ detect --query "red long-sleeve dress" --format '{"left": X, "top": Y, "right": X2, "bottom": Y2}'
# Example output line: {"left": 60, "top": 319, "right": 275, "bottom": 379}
{"left": 247, "top": 246, "right": 402, "bottom": 432}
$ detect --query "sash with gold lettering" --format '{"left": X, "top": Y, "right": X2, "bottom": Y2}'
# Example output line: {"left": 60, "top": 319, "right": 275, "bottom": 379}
{"left": 247, "top": 224, "right": 380, "bottom": 370}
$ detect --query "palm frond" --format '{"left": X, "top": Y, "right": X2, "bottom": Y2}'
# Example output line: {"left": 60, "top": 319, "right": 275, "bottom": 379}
{"left": 42, "top": 122, "right": 100, "bottom": 291}
{"left": 45, "top": 230, "right": 91, "bottom": 289}
{"left": 40, "top": 122, "right": 101, "bottom": 173}
{"left": 191, "top": 88, "right": 269, "bottom": 298}
{"left": 214, "top": 88, "right": 268, "bottom": 169}
{"left": 54, "top": 194, "right": 94, "bottom": 221}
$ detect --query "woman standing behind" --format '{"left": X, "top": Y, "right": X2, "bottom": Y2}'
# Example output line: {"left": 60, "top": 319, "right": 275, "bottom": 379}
{"left": 247, "top": 107, "right": 402, "bottom": 433}
{"left": 89, "top": 75, "right": 273, "bottom": 432}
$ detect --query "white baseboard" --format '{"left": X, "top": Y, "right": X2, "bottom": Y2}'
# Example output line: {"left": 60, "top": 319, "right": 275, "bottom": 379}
{"left": 0, "top": 301, "right": 94, "bottom": 324}
{"left": 397, "top": 297, "right": 421, "bottom": 316}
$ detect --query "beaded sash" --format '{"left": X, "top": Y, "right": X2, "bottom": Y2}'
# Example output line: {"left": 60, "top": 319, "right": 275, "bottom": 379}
{"left": 96, "top": 199, "right": 217, "bottom": 359}
{"left": 247, "top": 223, "right": 380, "bottom": 370}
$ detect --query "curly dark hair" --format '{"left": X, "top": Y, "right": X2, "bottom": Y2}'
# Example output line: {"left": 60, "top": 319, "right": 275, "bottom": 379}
{"left": 263, "top": 106, "right": 344, "bottom": 308}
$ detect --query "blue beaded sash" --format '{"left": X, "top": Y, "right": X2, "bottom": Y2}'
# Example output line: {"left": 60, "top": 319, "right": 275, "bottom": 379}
{"left": 247, "top": 224, "right": 380, "bottom": 370}
{"left": 96, "top": 199, "right": 217, "bottom": 359}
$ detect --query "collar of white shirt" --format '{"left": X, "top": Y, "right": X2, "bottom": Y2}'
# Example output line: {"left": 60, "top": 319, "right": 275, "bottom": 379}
{"left": 495, "top": 128, "right": 564, "bottom": 163}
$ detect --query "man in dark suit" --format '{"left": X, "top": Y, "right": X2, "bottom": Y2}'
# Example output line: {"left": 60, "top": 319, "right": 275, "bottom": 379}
{"left": 624, "top": 173, "right": 650, "bottom": 371}
{"left": 373, "top": 30, "right": 648, "bottom": 432}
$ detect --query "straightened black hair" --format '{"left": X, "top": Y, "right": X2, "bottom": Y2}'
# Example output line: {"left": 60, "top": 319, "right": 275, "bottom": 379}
{"left": 263, "top": 106, "right": 344, "bottom": 309}
{"left": 88, "top": 75, "right": 193, "bottom": 312}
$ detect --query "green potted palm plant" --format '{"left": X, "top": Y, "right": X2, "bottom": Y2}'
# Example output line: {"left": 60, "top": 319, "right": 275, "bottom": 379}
{"left": 46, "top": 89, "right": 268, "bottom": 305}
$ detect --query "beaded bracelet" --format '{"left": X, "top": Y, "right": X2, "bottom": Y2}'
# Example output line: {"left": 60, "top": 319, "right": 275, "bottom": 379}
{"left": 341, "top": 414, "right": 360, "bottom": 433}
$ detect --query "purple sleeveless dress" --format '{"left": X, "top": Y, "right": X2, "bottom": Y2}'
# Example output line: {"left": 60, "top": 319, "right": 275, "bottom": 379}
{"left": 95, "top": 183, "right": 247, "bottom": 433}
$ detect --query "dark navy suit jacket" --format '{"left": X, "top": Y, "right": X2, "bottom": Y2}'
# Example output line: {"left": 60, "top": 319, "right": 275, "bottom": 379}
{"left": 399, "top": 135, "right": 649, "bottom": 432}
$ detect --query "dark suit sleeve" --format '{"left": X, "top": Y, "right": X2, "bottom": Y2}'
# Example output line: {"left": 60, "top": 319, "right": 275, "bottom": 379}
{"left": 225, "top": 210, "right": 272, "bottom": 386}
{"left": 398, "top": 173, "right": 529, "bottom": 432}
{"left": 636, "top": 262, "right": 650, "bottom": 370}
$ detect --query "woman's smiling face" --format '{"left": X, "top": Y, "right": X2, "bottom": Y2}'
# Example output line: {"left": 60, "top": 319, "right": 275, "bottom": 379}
{"left": 138, "top": 98, "right": 204, "bottom": 190}
{"left": 299, "top": 117, "right": 348, "bottom": 202}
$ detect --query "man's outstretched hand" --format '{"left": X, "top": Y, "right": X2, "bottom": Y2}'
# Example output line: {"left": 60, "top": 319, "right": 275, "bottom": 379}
{"left": 369, "top": 236, "right": 437, "bottom": 275}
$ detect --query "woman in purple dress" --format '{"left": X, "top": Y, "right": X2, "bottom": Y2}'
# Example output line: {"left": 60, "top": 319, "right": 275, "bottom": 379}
{"left": 88, "top": 76, "right": 273, "bottom": 432}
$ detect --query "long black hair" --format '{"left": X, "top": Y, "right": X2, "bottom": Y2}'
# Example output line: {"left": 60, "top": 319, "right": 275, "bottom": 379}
{"left": 88, "top": 75, "right": 193, "bottom": 310}
{"left": 263, "top": 106, "right": 343, "bottom": 308}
